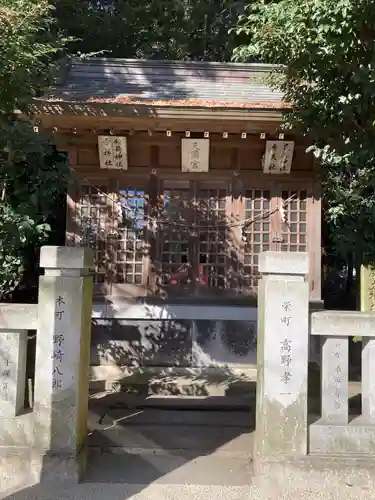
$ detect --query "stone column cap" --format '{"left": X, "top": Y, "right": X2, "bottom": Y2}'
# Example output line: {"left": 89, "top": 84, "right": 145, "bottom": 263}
{"left": 40, "top": 246, "right": 94, "bottom": 270}
{"left": 312, "top": 310, "right": 375, "bottom": 337}
{"left": 259, "top": 251, "right": 308, "bottom": 275}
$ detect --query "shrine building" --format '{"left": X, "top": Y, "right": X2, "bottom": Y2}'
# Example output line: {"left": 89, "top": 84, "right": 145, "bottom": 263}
{"left": 31, "top": 58, "right": 321, "bottom": 392}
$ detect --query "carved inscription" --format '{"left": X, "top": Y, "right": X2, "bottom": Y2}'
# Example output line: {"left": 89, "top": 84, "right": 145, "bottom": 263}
{"left": 98, "top": 136, "right": 128, "bottom": 170}
{"left": 0, "top": 334, "right": 12, "bottom": 401}
{"left": 52, "top": 296, "right": 66, "bottom": 391}
{"left": 333, "top": 342, "right": 343, "bottom": 410}
{"left": 280, "top": 300, "right": 293, "bottom": 395}
{"left": 181, "top": 138, "right": 210, "bottom": 172}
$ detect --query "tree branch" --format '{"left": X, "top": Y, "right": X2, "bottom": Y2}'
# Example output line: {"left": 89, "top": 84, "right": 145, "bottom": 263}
{"left": 352, "top": 118, "right": 367, "bottom": 135}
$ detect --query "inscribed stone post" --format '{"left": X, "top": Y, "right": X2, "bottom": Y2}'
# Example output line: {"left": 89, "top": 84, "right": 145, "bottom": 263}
{"left": 0, "top": 304, "right": 37, "bottom": 455}
{"left": 33, "top": 246, "right": 93, "bottom": 481}
{"left": 0, "top": 331, "right": 27, "bottom": 418}
{"left": 362, "top": 337, "right": 375, "bottom": 424}
{"left": 360, "top": 264, "right": 375, "bottom": 313}
{"left": 321, "top": 337, "right": 349, "bottom": 424}
{"left": 360, "top": 264, "right": 375, "bottom": 424}
{"left": 254, "top": 251, "right": 309, "bottom": 458}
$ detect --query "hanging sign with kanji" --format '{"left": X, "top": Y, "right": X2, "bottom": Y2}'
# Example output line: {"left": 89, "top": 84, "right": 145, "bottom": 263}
{"left": 263, "top": 140, "right": 294, "bottom": 174}
{"left": 181, "top": 138, "right": 210, "bottom": 172}
{"left": 98, "top": 136, "right": 128, "bottom": 170}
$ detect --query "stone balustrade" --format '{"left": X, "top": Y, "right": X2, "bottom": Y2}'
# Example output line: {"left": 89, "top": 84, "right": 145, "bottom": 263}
{"left": 1, "top": 247, "right": 375, "bottom": 491}
{"left": 0, "top": 304, "right": 37, "bottom": 419}
{"left": 309, "top": 310, "right": 375, "bottom": 454}
{"left": 254, "top": 251, "right": 375, "bottom": 463}
{"left": 0, "top": 246, "right": 94, "bottom": 491}
{"left": 254, "top": 250, "right": 310, "bottom": 458}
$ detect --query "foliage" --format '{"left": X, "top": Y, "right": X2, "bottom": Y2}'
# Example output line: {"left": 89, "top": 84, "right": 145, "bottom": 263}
{"left": 0, "top": 0, "right": 62, "bottom": 116}
{"left": 0, "top": 1, "right": 69, "bottom": 299}
{"left": 234, "top": 0, "right": 375, "bottom": 260}
{"left": 53, "top": 0, "right": 246, "bottom": 61}
{"left": 0, "top": 122, "right": 70, "bottom": 299}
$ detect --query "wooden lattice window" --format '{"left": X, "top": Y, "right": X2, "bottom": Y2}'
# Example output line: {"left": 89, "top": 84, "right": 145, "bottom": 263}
{"left": 281, "top": 190, "right": 307, "bottom": 252}
{"left": 116, "top": 187, "right": 147, "bottom": 285}
{"left": 196, "top": 186, "right": 228, "bottom": 288}
{"left": 159, "top": 183, "right": 191, "bottom": 286}
{"left": 243, "top": 189, "right": 271, "bottom": 288}
{"left": 75, "top": 179, "right": 310, "bottom": 299}
{"left": 78, "top": 184, "right": 112, "bottom": 284}
{"left": 157, "top": 181, "right": 231, "bottom": 293}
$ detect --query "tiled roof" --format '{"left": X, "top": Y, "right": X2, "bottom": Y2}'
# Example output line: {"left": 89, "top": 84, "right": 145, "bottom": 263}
{"left": 40, "top": 58, "right": 286, "bottom": 110}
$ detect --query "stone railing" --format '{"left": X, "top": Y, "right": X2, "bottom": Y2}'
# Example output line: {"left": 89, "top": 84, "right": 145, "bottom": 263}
{"left": 0, "top": 246, "right": 94, "bottom": 491}
{"left": 254, "top": 251, "right": 309, "bottom": 458}
{"left": 255, "top": 250, "right": 375, "bottom": 464}
{"left": 0, "top": 304, "right": 38, "bottom": 418}
{"left": 3, "top": 246, "right": 375, "bottom": 491}
{"left": 309, "top": 310, "right": 375, "bottom": 454}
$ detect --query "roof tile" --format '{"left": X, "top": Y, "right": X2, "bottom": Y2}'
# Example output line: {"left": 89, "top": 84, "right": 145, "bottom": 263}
{"left": 41, "top": 58, "right": 286, "bottom": 110}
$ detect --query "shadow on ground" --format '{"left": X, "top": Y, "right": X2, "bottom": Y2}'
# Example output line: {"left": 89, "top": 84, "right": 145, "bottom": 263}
{"left": 2, "top": 366, "right": 364, "bottom": 499}
{"left": 84, "top": 388, "right": 255, "bottom": 487}
{"left": 2, "top": 389, "right": 255, "bottom": 500}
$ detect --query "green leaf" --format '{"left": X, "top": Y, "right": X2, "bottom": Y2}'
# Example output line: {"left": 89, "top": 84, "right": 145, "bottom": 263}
{"left": 233, "top": 0, "right": 375, "bottom": 258}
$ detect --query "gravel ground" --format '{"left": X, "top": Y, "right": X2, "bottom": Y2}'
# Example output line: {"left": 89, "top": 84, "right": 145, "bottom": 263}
{"left": 1, "top": 481, "right": 374, "bottom": 500}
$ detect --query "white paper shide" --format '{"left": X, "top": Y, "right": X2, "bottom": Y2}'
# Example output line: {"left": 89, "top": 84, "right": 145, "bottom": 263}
{"left": 98, "top": 136, "right": 128, "bottom": 170}
{"left": 181, "top": 138, "right": 210, "bottom": 172}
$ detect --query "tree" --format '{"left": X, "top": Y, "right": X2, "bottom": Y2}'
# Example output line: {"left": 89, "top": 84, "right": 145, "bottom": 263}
{"left": 0, "top": 1, "right": 60, "bottom": 115}
{"left": 53, "top": 0, "right": 246, "bottom": 61}
{"left": 0, "top": 1, "right": 69, "bottom": 299}
{"left": 234, "top": 0, "right": 375, "bottom": 262}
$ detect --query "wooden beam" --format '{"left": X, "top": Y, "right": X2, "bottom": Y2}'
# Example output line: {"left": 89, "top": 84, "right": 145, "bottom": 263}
{"left": 70, "top": 166, "right": 316, "bottom": 182}
{"left": 35, "top": 114, "right": 284, "bottom": 135}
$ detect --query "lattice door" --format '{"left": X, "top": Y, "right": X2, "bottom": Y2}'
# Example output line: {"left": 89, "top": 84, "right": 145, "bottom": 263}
{"left": 243, "top": 189, "right": 271, "bottom": 290}
{"left": 77, "top": 183, "right": 113, "bottom": 285}
{"left": 115, "top": 187, "right": 147, "bottom": 286}
{"left": 281, "top": 190, "right": 307, "bottom": 252}
{"left": 196, "top": 185, "right": 228, "bottom": 288}
{"left": 159, "top": 182, "right": 192, "bottom": 287}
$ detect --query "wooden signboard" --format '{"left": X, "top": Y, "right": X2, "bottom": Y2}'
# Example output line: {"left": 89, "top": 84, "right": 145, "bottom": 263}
{"left": 98, "top": 136, "right": 128, "bottom": 170}
{"left": 181, "top": 138, "right": 210, "bottom": 172}
{"left": 263, "top": 140, "right": 294, "bottom": 174}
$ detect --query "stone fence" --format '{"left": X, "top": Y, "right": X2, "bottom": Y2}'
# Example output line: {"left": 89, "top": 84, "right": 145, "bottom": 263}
{"left": 0, "top": 246, "right": 93, "bottom": 490}
{"left": 255, "top": 251, "right": 375, "bottom": 465}
{"left": 1, "top": 246, "right": 375, "bottom": 490}
{"left": 309, "top": 310, "right": 375, "bottom": 454}
{"left": 0, "top": 304, "right": 37, "bottom": 418}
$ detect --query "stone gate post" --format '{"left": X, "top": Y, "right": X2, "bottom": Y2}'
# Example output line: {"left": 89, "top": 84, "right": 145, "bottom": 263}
{"left": 254, "top": 251, "right": 309, "bottom": 459}
{"left": 33, "top": 246, "right": 94, "bottom": 481}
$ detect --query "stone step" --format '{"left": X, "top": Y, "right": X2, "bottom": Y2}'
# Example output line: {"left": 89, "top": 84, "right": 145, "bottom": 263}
{"left": 89, "top": 367, "right": 257, "bottom": 398}
{"left": 90, "top": 393, "right": 255, "bottom": 410}
{"left": 88, "top": 407, "right": 254, "bottom": 427}
{"left": 87, "top": 408, "right": 254, "bottom": 457}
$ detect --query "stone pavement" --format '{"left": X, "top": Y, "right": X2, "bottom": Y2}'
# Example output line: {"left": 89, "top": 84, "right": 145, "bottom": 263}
{"left": 1, "top": 452, "right": 374, "bottom": 500}
{"left": 1, "top": 482, "right": 374, "bottom": 500}
{"left": 1, "top": 405, "right": 375, "bottom": 500}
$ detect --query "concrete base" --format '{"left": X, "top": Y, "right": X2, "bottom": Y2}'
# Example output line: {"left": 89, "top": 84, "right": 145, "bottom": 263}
{"left": 0, "top": 446, "right": 87, "bottom": 492}
{"left": 252, "top": 454, "right": 375, "bottom": 493}
{"left": 309, "top": 418, "right": 375, "bottom": 454}
{"left": 0, "top": 413, "right": 33, "bottom": 447}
